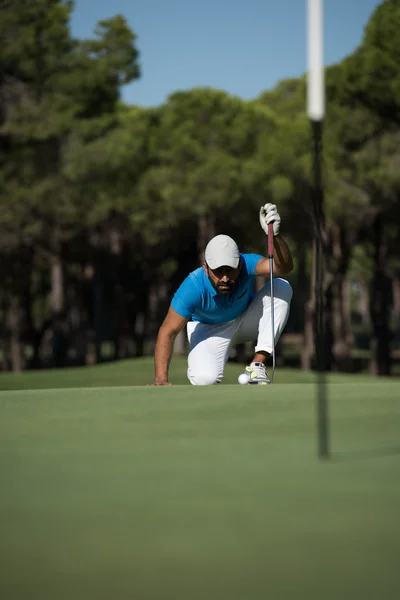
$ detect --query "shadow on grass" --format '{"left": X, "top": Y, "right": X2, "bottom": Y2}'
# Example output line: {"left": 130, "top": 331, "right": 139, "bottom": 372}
{"left": 333, "top": 445, "right": 400, "bottom": 462}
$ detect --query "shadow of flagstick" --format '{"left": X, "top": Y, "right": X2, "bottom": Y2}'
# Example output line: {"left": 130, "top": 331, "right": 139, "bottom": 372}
{"left": 332, "top": 446, "right": 400, "bottom": 463}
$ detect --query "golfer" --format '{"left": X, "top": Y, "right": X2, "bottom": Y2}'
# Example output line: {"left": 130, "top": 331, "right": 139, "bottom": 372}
{"left": 152, "top": 204, "right": 293, "bottom": 386}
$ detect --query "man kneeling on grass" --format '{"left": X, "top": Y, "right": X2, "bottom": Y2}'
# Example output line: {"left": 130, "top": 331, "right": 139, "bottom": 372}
{"left": 151, "top": 204, "right": 293, "bottom": 386}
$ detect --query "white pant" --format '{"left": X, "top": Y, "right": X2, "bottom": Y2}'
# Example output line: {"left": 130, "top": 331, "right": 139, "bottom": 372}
{"left": 186, "top": 278, "right": 293, "bottom": 385}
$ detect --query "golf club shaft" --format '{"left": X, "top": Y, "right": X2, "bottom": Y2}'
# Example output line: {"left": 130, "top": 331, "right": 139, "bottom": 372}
{"left": 268, "top": 223, "right": 275, "bottom": 382}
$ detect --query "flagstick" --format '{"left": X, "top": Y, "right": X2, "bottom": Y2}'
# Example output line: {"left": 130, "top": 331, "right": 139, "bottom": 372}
{"left": 307, "top": 0, "right": 329, "bottom": 459}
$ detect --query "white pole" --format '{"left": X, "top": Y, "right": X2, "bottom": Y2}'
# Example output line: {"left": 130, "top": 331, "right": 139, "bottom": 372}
{"left": 307, "top": 0, "right": 329, "bottom": 459}
{"left": 307, "top": 0, "right": 325, "bottom": 122}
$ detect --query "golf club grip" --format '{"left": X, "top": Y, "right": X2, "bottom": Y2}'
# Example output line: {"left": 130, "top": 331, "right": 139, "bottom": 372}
{"left": 268, "top": 223, "right": 274, "bottom": 258}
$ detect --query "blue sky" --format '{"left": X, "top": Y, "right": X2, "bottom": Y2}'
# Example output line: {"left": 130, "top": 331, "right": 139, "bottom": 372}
{"left": 70, "top": 0, "right": 380, "bottom": 108}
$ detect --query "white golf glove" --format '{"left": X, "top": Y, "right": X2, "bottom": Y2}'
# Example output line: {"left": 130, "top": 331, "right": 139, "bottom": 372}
{"left": 259, "top": 203, "right": 281, "bottom": 237}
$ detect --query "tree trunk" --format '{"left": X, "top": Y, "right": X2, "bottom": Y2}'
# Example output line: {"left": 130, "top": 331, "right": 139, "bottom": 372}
{"left": 85, "top": 330, "right": 97, "bottom": 366}
{"left": 147, "top": 282, "right": 169, "bottom": 354}
{"left": 392, "top": 275, "right": 400, "bottom": 327}
{"left": 50, "top": 254, "right": 68, "bottom": 367}
{"left": 369, "top": 216, "right": 392, "bottom": 376}
{"left": 8, "top": 296, "right": 24, "bottom": 372}
{"left": 293, "top": 242, "right": 313, "bottom": 370}
{"left": 329, "top": 226, "right": 353, "bottom": 372}
{"left": 358, "top": 280, "right": 370, "bottom": 325}
{"left": 50, "top": 254, "right": 64, "bottom": 314}
{"left": 134, "top": 313, "right": 146, "bottom": 357}
{"left": 198, "top": 214, "right": 216, "bottom": 264}
{"left": 332, "top": 276, "right": 352, "bottom": 371}
{"left": 132, "top": 274, "right": 150, "bottom": 358}
{"left": 322, "top": 276, "right": 335, "bottom": 371}
{"left": 0, "top": 339, "right": 8, "bottom": 372}
{"left": 302, "top": 299, "right": 314, "bottom": 370}
{"left": 294, "top": 242, "right": 309, "bottom": 332}
{"left": 83, "top": 264, "right": 97, "bottom": 366}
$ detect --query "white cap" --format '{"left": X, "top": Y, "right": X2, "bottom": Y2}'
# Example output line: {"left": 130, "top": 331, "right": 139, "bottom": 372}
{"left": 205, "top": 234, "right": 240, "bottom": 270}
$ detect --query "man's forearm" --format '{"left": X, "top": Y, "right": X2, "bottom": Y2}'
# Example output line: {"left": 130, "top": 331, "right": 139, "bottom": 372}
{"left": 154, "top": 329, "right": 176, "bottom": 383}
{"left": 273, "top": 236, "right": 293, "bottom": 274}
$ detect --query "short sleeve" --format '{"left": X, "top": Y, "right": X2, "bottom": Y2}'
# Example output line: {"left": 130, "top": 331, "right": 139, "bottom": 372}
{"left": 242, "top": 253, "right": 264, "bottom": 276}
{"left": 171, "top": 274, "right": 201, "bottom": 319}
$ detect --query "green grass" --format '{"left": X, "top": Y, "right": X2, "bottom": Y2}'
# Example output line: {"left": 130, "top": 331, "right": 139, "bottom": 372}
{"left": 0, "top": 356, "right": 390, "bottom": 391}
{"left": 1, "top": 360, "right": 400, "bottom": 599}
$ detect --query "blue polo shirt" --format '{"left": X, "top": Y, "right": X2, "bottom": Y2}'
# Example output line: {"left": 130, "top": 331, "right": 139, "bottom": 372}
{"left": 171, "top": 253, "right": 263, "bottom": 324}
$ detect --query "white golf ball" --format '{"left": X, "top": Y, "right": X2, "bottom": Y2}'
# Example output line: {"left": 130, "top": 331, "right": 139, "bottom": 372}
{"left": 238, "top": 372, "right": 250, "bottom": 385}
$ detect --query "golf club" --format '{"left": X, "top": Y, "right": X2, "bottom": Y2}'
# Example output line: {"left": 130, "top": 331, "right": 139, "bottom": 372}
{"left": 268, "top": 222, "right": 275, "bottom": 383}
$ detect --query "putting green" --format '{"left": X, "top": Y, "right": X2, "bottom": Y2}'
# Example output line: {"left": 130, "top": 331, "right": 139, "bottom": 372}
{"left": 0, "top": 356, "right": 386, "bottom": 390}
{"left": 1, "top": 382, "right": 399, "bottom": 599}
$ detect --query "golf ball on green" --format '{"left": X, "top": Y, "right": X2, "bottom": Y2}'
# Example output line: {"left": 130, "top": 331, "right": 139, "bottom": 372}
{"left": 238, "top": 372, "right": 250, "bottom": 385}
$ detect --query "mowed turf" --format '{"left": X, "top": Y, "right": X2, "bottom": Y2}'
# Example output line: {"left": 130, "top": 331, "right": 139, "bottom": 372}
{"left": 0, "top": 362, "right": 400, "bottom": 599}
{"left": 0, "top": 355, "right": 386, "bottom": 390}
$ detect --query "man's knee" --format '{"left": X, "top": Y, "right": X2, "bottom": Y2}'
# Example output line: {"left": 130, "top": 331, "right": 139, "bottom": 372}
{"left": 268, "top": 278, "right": 293, "bottom": 302}
{"left": 187, "top": 366, "right": 220, "bottom": 386}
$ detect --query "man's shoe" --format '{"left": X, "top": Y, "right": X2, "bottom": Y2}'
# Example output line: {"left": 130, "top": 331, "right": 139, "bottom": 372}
{"left": 245, "top": 362, "right": 271, "bottom": 385}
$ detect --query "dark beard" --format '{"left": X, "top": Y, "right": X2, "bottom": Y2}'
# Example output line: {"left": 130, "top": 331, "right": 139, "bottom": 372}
{"left": 209, "top": 277, "right": 235, "bottom": 295}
